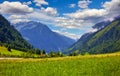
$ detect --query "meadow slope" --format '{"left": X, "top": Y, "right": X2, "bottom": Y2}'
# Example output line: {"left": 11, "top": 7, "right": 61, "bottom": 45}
{"left": 0, "top": 46, "right": 24, "bottom": 57}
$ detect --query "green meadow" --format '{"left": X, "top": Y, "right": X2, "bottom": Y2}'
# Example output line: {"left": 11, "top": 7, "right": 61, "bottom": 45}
{"left": 0, "top": 52, "right": 120, "bottom": 76}
{"left": 0, "top": 46, "right": 39, "bottom": 58}
{"left": 0, "top": 46, "right": 24, "bottom": 57}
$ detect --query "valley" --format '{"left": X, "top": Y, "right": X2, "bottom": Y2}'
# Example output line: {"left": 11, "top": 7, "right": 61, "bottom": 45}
{"left": 0, "top": 0, "right": 120, "bottom": 75}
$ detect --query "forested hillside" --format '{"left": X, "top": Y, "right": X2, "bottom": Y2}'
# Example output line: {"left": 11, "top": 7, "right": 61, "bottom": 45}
{"left": 68, "top": 18, "right": 120, "bottom": 54}
{"left": 0, "top": 14, "right": 33, "bottom": 51}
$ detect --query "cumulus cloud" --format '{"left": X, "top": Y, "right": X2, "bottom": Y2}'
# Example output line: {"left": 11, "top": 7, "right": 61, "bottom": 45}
{"left": 103, "top": 0, "right": 120, "bottom": 19}
{"left": 0, "top": 1, "right": 33, "bottom": 14}
{"left": 8, "top": 15, "right": 29, "bottom": 24}
{"left": 78, "top": 0, "right": 92, "bottom": 8}
{"left": 62, "top": 9, "right": 107, "bottom": 29}
{"left": 33, "top": 0, "right": 48, "bottom": 6}
{"left": 69, "top": 4, "right": 76, "bottom": 8}
{"left": 41, "top": 7, "right": 58, "bottom": 16}
{"left": 28, "top": 9, "right": 55, "bottom": 21}
{"left": 1, "top": 0, "right": 120, "bottom": 39}
{"left": 64, "top": 9, "right": 106, "bottom": 19}
{"left": 63, "top": 0, "right": 120, "bottom": 30}
{"left": 54, "top": 17, "right": 85, "bottom": 29}
{"left": 5, "top": 7, "right": 57, "bottom": 24}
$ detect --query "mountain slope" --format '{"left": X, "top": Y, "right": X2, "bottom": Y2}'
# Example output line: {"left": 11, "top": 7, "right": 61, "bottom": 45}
{"left": 92, "top": 21, "right": 110, "bottom": 30}
{"left": 0, "top": 14, "right": 33, "bottom": 51}
{"left": 14, "top": 21, "right": 75, "bottom": 52}
{"left": 69, "top": 18, "right": 120, "bottom": 54}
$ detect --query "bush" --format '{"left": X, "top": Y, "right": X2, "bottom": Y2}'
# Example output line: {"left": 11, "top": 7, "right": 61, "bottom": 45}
{"left": 69, "top": 52, "right": 78, "bottom": 56}
{"left": 49, "top": 51, "right": 63, "bottom": 57}
{"left": 21, "top": 51, "right": 34, "bottom": 58}
{"left": 7, "top": 46, "right": 11, "bottom": 52}
{"left": 83, "top": 52, "right": 90, "bottom": 56}
{"left": 69, "top": 50, "right": 79, "bottom": 56}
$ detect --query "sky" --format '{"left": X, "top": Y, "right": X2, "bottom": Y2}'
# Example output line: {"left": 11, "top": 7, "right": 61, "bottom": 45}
{"left": 0, "top": 0, "right": 120, "bottom": 40}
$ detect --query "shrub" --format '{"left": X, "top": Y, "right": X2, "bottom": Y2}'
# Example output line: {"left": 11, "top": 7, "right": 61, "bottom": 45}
{"left": 7, "top": 46, "right": 11, "bottom": 52}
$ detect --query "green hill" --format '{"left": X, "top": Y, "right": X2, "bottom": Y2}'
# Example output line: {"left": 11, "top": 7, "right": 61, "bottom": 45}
{"left": 69, "top": 18, "right": 120, "bottom": 54}
{"left": 0, "top": 14, "right": 33, "bottom": 51}
{"left": 0, "top": 46, "right": 24, "bottom": 57}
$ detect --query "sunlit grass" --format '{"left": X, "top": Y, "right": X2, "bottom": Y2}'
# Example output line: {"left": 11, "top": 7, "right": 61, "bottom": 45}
{"left": 0, "top": 46, "right": 24, "bottom": 56}
{"left": 0, "top": 52, "right": 120, "bottom": 76}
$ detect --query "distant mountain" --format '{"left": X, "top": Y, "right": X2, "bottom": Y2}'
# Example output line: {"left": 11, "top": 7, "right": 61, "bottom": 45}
{"left": 0, "top": 14, "right": 33, "bottom": 51}
{"left": 68, "top": 18, "right": 120, "bottom": 54}
{"left": 14, "top": 21, "right": 75, "bottom": 52}
{"left": 92, "top": 21, "right": 110, "bottom": 30}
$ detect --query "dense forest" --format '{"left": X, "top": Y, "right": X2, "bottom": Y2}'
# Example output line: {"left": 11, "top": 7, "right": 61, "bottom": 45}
{"left": 0, "top": 14, "right": 33, "bottom": 52}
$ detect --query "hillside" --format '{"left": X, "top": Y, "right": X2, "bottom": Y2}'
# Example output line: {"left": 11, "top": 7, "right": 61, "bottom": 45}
{"left": 14, "top": 21, "right": 75, "bottom": 52}
{"left": 68, "top": 18, "right": 120, "bottom": 54}
{"left": 0, "top": 14, "right": 33, "bottom": 51}
{"left": 0, "top": 46, "right": 24, "bottom": 57}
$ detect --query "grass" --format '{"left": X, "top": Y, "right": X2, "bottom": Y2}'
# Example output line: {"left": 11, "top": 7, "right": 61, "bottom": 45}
{"left": 0, "top": 46, "right": 24, "bottom": 57}
{"left": 0, "top": 52, "right": 120, "bottom": 76}
{"left": 0, "top": 46, "right": 47, "bottom": 58}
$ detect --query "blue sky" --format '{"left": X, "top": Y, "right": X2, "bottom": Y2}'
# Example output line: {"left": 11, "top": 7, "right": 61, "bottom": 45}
{"left": 0, "top": 0, "right": 119, "bottom": 40}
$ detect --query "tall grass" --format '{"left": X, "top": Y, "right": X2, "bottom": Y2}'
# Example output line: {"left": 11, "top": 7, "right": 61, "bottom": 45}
{"left": 0, "top": 55, "right": 120, "bottom": 76}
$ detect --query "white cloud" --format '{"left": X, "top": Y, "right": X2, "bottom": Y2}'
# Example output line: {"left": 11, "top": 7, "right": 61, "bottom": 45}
{"left": 69, "top": 4, "right": 76, "bottom": 8}
{"left": 103, "top": 0, "right": 120, "bottom": 18}
{"left": 0, "top": 1, "right": 33, "bottom": 14}
{"left": 41, "top": 7, "right": 58, "bottom": 15}
{"left": 62, "top": 9, "right": 107, "bottom": 30}
{"left": 54, "top": 17, "right": 86, "bottom": 29}
{"left": 64, "top": 9, "right": 106, "bottom": 19}
{"left": 23, "top": 1, "right": 32, "bottom": 5}
{"left": 2, "top": 0, "right": 120, "bottom": 40}
{"left": 8, "top": 15, "right": 29, "bottom": 24}
{"left": 27, "top": 0, "right": 119, "bottom": 32}
{"left": 6, "top": 8, "right": 56, "bottom": 24}
{"left": 28, "top": 9, "right": 55, "bottom": 21}
{"left": 33, "top": 0, "right": 48, "bottom": 6}
{"left": 53, "top": 30, "right": 80, "bottom": 40}
{"left": 78, "top": 0, "right": 92, "bottom": 8}
{"left": 63, "top": 0, "right": 120, "bottom": 30}
{"left": 11, "top": 19, "right": 30, "bottom": 24}
{"left": 8, "top": 15, "right": 27, "bottom": 19}
{"left": 88, "top": 28, "right": 98, "bottom": 33}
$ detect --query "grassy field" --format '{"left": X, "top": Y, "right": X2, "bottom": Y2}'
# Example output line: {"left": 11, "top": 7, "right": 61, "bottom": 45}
{"left": 0, "top": 46, "right": 25, "bottom": 57}
{"left": 0, "top": 46, "right": 39, "bottom": 58}
{"left": 0, "top": 52, "right": 120, "bottom": 76}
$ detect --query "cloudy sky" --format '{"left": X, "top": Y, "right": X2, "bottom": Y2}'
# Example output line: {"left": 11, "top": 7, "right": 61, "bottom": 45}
{"left": 0, "top": 0, "right": 120, "bottom": 40}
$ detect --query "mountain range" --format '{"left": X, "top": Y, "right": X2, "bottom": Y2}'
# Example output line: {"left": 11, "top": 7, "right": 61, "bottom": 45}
{"left": 67, "top": 17, "right": 120, "bottom": 54}
{"left": 14, "top": 21, "right": 75, "bottom": 52}
{"left": 1, "top": 13, "right": 120, "bottom": 54}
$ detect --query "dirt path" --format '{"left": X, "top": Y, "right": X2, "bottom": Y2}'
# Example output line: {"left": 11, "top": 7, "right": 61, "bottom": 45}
{"left": 0, "top": 58, "right": 23, "bottom": 60}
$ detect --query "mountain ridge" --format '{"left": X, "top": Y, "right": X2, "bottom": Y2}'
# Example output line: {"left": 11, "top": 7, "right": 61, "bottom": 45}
{"left": 68, "top": 18, "right": 120, "bottom": 54}
{"left": 14, "top": 21, "right": 75, "bottom": 52}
